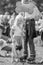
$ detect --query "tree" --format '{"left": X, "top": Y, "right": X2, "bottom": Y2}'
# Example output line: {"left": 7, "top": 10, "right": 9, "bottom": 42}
{"left": 33, "top": 0, "right": 43, "bottom": 12}
{"left": 0, "top": 0, "right": 20, "bottom": 14}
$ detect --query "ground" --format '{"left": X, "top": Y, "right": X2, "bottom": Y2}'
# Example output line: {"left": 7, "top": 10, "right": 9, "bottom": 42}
{"left": 0, "top": 36, "right": 43, "bottom": 65}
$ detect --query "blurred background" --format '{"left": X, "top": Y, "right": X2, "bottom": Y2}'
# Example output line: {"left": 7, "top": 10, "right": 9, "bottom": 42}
{"left": 0, "top": 0, "right": 43, "bottom": 14}
{"left": 0, "top": 0, "right": 21, "bottom": 14}
{"left": 0, "top": 0, "right": 43, "bottom": 63}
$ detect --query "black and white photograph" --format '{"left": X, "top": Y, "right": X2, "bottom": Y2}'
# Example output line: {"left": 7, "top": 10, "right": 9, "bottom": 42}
{"left": 0, "top": 0, "right": 43, "bottom": 65}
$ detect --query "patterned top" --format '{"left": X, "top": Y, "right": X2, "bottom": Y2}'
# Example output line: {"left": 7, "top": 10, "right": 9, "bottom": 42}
{"left": 10, "top": 13, "right": 26, "bottom": 46}
{"left": 11, "top": 13, "right": 25, "bottom": 37}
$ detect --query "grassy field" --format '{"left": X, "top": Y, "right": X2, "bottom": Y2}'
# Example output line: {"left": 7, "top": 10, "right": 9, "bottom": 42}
{"left": 0, "top": 57, "right": 43, "bottom": 65}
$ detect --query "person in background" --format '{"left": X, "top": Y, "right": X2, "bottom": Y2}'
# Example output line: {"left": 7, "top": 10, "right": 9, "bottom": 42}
{"left": 35, "top": 12, "right": 43, "bottom": 41}
{"left": 2, "top": 12, "right": 11, "bottom": 38}
{"left": 40, "top": 12, "right": 43, "bottom": 41}
{"left": 0, "top": 25, "right": 4, "bottom": 39}
{"left": 9, "top": 13, "right": 15, "bottom": 28}
{"left": 0, "top": 14, "right": 5, "bottom": 39}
